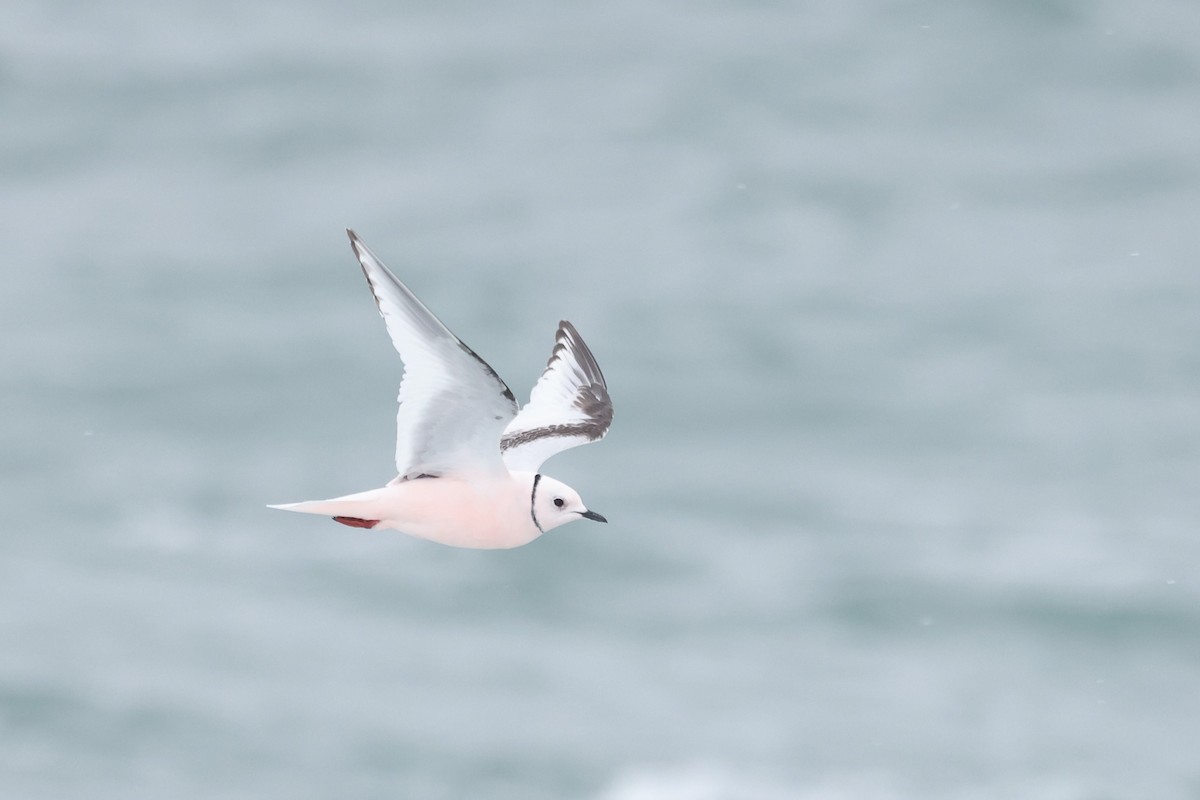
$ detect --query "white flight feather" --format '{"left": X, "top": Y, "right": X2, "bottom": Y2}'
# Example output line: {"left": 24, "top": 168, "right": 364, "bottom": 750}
{"left": 501, "top": 320, "right": 613, "bottom": 472}
{"left": 347, "top": 230, "right": 518, "bottom": 480}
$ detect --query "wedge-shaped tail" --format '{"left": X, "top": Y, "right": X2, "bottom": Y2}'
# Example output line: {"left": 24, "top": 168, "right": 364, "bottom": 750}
{"left": 268, "top": 487, "right": 393, "bottom": 528}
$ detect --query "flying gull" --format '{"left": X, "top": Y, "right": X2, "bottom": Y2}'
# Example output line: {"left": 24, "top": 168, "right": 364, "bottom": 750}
{"left": 269, "top": 230, "right": 613, "bottom": 549}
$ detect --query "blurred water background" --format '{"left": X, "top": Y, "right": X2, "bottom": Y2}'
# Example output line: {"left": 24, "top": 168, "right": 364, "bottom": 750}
{"left": 3, "top": 1, "right": 1199, "bottom": 798}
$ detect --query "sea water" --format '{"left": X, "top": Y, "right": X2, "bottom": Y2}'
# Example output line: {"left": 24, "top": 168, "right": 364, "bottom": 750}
{"left": 2, "top": 1, "right": 1199, "bottom": 798}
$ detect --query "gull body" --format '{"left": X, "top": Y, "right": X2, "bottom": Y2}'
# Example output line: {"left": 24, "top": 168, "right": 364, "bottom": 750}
{"left": 272, "top": 471, "right": 586, "bottom": 549}
{"left": 269, "top": 231, "right": 613, "bottom": 549}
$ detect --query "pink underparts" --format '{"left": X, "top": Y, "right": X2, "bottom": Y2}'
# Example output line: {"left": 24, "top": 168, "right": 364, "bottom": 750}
{"left": 333, "top": 516, "right": 380, "bottom": 529}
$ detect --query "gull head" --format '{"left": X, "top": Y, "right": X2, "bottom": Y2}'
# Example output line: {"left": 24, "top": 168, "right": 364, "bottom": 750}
{"left": 531, "top": 474, "right": 607, "bottom": 533}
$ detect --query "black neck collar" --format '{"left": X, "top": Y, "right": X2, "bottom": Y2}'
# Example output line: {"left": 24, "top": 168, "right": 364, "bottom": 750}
{"left": 529, "top": 473, "right": 544, "bottom": 534}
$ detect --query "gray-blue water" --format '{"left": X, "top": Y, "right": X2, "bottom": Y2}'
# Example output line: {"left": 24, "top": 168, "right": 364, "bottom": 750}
{"left": 3, "top": 1, "right": 1199, "bottom": 798}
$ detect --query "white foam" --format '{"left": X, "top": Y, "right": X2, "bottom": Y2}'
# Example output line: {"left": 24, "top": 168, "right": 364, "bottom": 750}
{"left": 593, "top": 764, "right": 1132, "bottom": 800}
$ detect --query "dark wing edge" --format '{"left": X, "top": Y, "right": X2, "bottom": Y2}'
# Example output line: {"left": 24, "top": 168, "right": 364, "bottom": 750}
{"left": 347, "top": 228, "right": 517, "bottom": 406}
{"left": 500, "top": 320, "right": 613, "bottom": 464}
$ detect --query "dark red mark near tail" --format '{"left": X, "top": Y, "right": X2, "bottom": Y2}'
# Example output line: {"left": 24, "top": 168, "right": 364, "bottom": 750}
{"left": 333, "top": 516, "right": 380, "bottom": 529}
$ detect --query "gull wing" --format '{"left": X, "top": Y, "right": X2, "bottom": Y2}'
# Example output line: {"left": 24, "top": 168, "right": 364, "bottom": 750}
{"left": 500, "top": 320, "right": 613, "bottom": 472}
{"left": 347, "top": 230, "right": 517, "bottom": 480}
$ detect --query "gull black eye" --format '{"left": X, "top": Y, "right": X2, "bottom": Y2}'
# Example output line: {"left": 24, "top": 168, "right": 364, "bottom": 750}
{"left": 553, "top": 497, "right": 565, "bottom": 508}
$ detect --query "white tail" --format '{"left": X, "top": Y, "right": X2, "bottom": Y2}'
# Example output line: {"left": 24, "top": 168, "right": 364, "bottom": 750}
{"left": 267, "top": 486, "right": 393, "bottom": 519}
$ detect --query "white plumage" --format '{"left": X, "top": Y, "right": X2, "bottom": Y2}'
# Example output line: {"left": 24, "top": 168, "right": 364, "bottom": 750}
{"left": 269, "top": 230, "right": 613, "bottom": 549}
